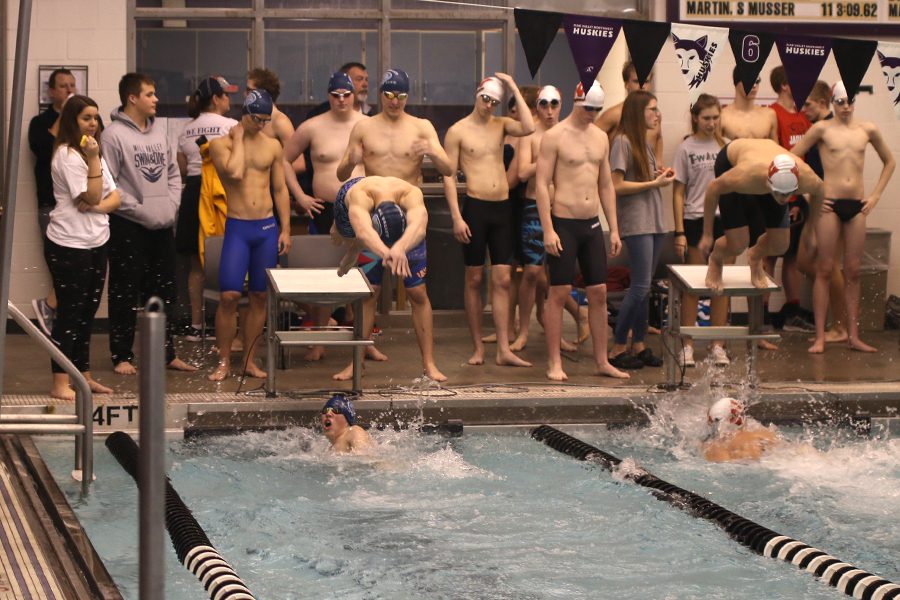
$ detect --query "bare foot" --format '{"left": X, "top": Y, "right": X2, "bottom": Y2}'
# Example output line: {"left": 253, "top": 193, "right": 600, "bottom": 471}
{"left": 231, "top": 339, "right": 244, "bottom": 353}
{"left": 168, "top": 358, "right": 198, "bottom": 372}
{"left": 49, "top": 384, "right": 76, "bottom": 401}
{"left": 114, "top": 361, "right": 137, "bottom": 375}
{"left": 560, "top": 338, "right": 578, "bottom": 352}
{"left": 366, "top": 346, "right": 388, "bottom": 362}
{"left": 577, "top": 320, "right": 590, "bottom": 344}
{"left": 482, "top": 333, "right": 497, "bottom": 343}
{"left": 546, "top": 365, "right": 568, "bottom": 381}
{"left": 750, "top": 259, "right": 769, "bottom": 290}
{"left": 807, "top": 338, "right": 825, "bottom": 353}
{"left": 424, "top": 364, "right": 448, "bottom": 382}
{"left": 848, "top": 338, "right": 877, "bottom": 353}
{"left": 243, "top": 362, "right": 267, "bottom": 378}
{"left": 595, "top": 363, "right": 630, "bottom": 379}
{"left": 304, "top": 346, "right": 325, "bottom": 362}
{"left": 757, "top": 339, "right": 779, "bottom": 351}
{"left": 808, "top": 329, "right": 849, "bottom": 344}
{"left": 332, "top": 363, "right": 360, "bottom": 381}
{"left": 207, "top": 361, "right": 230, "bottom": 381}
{"left": 705, "top": 256, "right": 724, "bottom": 294}
{"left": 467, "top": 349, "right": 485, "bottom": 366}
{"left": 510, "top": 334, "right": 528, "bottom": 352}
{"left": 496, "top": 350, "right": 532, "bottom": 368}
{"left": 87, "top": 379, "right": 113, "bottom": 394}
{"left": 647, "top": 326, "right": 661, "bottom": 335}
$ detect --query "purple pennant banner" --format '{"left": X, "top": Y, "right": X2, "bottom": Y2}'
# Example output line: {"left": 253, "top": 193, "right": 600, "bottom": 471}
{"left": 776, "top": 35, "right": 832, "bottom": 110}
{"left": 563, "top": 14, "right": 622, "bottom": 93}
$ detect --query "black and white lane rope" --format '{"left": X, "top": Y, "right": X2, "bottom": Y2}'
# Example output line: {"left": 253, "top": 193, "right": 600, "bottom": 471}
{"left": 531, "top": 425, "right": 899, "bottom": 600}
{"left": 106, "top": 432, "right": 255, "bottom": 600}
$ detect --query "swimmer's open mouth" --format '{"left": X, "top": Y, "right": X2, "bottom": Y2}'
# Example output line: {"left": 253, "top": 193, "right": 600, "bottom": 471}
{"left": 323, "top": 419, "right": 333, "bottom": 428}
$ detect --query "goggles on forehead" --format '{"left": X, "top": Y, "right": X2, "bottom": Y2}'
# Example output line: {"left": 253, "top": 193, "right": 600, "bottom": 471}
{"left": 538, "top": 99, "right": 560, "bottom": 108}
{"left": 383, "top": 91, "right": 408, "bottom": 100}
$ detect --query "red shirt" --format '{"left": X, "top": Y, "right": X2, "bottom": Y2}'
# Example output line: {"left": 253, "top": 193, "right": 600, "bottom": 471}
{"left": 770, "top": 102, "right": 811, "bottom": 153}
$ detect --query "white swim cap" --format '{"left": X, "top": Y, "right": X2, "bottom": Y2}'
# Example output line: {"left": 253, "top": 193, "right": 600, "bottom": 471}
{"left": 707, "top": 397, "right": 745, "bottom": 437}
{"left": 537, "top": 85, "right": 561, "bottom": 104}
{"left": 767, "top": 154, "right": 800, "bottom": 195}
{"left": 831, "top": 80, "right": 849, "bottom": 102}
{"left": 574, "top": 81, "right": 605, "bottom": 110}
{"left": 476, "top": 77, "right": 504, "bottom": 103}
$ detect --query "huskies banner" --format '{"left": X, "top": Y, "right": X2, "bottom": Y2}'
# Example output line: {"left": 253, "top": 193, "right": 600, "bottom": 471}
{"left": 563, "top": 15, "right": 622, "bottom": 93}
{"left": 670, "top": 24, "right": 729, "bottom": 106}
{"left": 622, "top": 20, "right": 671, "bottom": 87}
{"left": 776, "top": 35, "right": 831, "bottom": 109}
{"left": 832, "top": 38, "right": 877, "bottom": 101}
{"left": 877, "top": 42, "right": 900, "bottom": 120}
{"left": 514, "top": 9, "right": 563, "bottom": 78}
{"left": 729, "top": 30, "right": 775, "bottom": 95}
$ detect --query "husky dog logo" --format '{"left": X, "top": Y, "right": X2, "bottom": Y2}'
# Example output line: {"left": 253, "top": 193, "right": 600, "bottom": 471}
{"left": 877, "top": 50, "right": 900, "bottom": 107}
{"left": 673, "top": 33, "right": 717, "bottom": 89}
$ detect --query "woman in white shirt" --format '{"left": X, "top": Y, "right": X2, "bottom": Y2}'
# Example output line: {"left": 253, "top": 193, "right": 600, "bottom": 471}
{"left": 46, "top": 95, "right": 120, "bottom": 400}
{"left": 175, "top": 76, "right": 238, "bottom": 340}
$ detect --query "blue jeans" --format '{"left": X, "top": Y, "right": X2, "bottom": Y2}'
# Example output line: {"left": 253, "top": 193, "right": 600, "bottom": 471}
{"left": 614, "top": 233, "right": 666, "bottom": 346}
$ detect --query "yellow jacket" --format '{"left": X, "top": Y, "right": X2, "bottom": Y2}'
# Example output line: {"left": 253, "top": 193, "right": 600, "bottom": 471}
{"left": 197, "top": 140, "right": 227, "bottom": 266}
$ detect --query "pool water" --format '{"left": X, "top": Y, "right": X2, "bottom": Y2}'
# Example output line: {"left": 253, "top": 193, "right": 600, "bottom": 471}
{"left": 38, "top": 401, "right": 899, "bottom": 600}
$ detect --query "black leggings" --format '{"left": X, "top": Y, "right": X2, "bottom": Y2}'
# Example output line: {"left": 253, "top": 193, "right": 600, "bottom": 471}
{"left": 44, "top": 239, "right": 107, "bottom": 374}
{"left": 107, "top": 214, "right": 179, "bottom": 365}
{"left": 547, "top": 215, "right": 608, "bottom": 287}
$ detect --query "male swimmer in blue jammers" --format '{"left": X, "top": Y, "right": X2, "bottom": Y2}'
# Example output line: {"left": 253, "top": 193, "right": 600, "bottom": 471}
{"left": 321, "top": 394, "right": 373, "bottom": 453}
{"left": 702, "top": 397, "right": 780, "bottom": 462}
{"left": 208, "top": 89, "right": 292, "bottom": 382}
{"left": 331, "top": 175, "right": 447, "bottom": 383}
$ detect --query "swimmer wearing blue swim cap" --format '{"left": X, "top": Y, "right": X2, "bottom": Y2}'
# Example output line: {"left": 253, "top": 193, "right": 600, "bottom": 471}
{"left": 321, "top": 394, "right": 372, "bottom": 452}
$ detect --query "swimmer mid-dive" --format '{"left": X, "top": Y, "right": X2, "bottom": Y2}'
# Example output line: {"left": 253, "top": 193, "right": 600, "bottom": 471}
{"left": 331, "top": 175, "right": 446, "bottom": 383}
{"left": 321, "top": 394, "right": 373, "bottom": 453}
{"left": 702, "top": 397, "right": 779, "bottom": 462}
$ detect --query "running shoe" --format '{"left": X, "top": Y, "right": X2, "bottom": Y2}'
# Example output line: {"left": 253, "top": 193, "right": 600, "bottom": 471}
{"left": 710, "top": 344, "right": 730, "bottom": 366}
{"left": 31, "top": 298, "right": 55, "bottom": 337}
{"left": 636, "top": 348, "right": 663, "bottom": 367}
{"left": 678, "top": 345, "right": 696, "bottom": 368}
{"left": 610, "top": 352, "right": 644, "bottom": 370}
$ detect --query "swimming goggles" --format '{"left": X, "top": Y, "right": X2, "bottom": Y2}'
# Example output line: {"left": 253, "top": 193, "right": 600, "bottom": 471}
{"left": 538, "top": 99, "right": 560, "bottom": 108}
{"left": 480, "top": 94, "right": 500, "bottom": 106}
{"left": 580, "top": 105, "right": 602, "bottom": 112}
{"left": 382, "top": 91, "right": 409, "bottom": 100}
{"left": 833, "top": 97, "right": 855, "bottom": 106}
{"left": 249, "top": 114, "right": 271, "bottom": 125}
{"left": 330, "top": 90, "right": 353, "bottom": 99}
{"left": 321, "top": 407, "right": 343, "bottom": 416}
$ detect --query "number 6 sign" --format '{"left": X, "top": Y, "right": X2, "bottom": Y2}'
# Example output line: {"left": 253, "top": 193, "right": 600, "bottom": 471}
{"left": 742, "top": 35, "right": 761, "bottom": 62}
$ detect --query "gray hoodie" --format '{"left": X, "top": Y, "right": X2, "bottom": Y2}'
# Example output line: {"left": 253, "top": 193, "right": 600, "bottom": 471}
{"left": 103, "top": 108, "right": 181, "bottom": 229}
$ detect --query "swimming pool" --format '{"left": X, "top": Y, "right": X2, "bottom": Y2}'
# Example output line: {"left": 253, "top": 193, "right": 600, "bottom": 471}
{"left": 38, "top": 403, "right": 899, "bottom": 599}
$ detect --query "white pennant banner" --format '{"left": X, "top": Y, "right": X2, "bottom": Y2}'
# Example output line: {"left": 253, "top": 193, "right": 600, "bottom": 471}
{"left": 876, "top": 41, "right": 900, "bottom": 120}
{"left": 670, "top": 23, "right": 729, "bottom": 106}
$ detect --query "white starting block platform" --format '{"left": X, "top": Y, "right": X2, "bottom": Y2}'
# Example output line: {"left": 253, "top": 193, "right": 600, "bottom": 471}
{"left": 664, "top": 265, "right": 781, "bottom": 388}
{"left": 265, "top": 268, "right": 373, "bottom": 395}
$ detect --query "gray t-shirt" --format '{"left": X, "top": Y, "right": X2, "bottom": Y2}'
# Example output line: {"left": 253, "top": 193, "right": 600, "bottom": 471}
{"left": 610, "top": 135, "right": 668, "bottom": 237}
{"left": 673, "top": 135, "right": 722, "bottom": 220}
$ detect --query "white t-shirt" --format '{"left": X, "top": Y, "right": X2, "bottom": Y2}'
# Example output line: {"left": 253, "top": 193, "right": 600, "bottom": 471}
{"left": 178, "top": 112, "right": 237, "bottom": 176}
{"left": 673, "top": 135, "right": 724, "bottom": 220}
{"left": 47, "top": 145, "right": 116, "bottom": 249}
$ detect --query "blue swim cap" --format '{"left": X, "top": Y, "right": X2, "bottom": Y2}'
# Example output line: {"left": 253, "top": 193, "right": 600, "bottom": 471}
{"left": 380, "top": 69, "right": 410, "bottom": 94}
{"left": 371, "top": 202, "right": 407, "bottom": 246}
{"left": 323, "top": 394, "right": 356, "bottom": 426}
{"left": 328, "top": 71, "right": 355, "bottom": 93}
{"left": 242, "top": 89, "right": 273, "bottom": 116}
{"left": 334, "top": 177, "right": 365, "bottom": 239}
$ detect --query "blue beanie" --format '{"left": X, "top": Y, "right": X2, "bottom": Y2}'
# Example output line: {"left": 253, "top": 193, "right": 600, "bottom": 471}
{"left": 242, "top": 89, "right": 273, "bottom": 116}
{"left": 323, "top": 394, "right": 356, "bottom": 425}
{"left": 380, "top": 69, "right": 410, "bottom": 94}
{"left": 328, "top": 71, "right": 355, "bottom": 93}
{"left": 371, "top": 202, "right": 407, "bottom": 246}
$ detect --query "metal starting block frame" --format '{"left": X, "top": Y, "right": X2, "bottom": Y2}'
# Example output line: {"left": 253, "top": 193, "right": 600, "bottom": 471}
{"left": 265, "top": 267, "right": 373, "bottom": 396}
{"left": 664, "top": 265, "right": 781, "bottom": 389}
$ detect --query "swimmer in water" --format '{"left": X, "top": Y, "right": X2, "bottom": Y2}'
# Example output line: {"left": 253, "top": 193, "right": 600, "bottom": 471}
{"left": 702, "top": 397, "right": 779, "bottom": 462}
{"left": 320, "top": 394, "right": 373, "bottom": 453}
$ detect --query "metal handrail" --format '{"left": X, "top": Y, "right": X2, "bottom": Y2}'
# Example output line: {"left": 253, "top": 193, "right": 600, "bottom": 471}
{"left": 5, "top": 301, "right": 93, "bottom": 495}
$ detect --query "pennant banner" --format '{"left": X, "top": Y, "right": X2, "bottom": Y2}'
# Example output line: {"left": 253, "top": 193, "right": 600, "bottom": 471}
{"left": 514, "top": 8, "right": 564, "bottom": 78}
{"left": 622, "top": 20, "right": 671, "bottom": 87}
{"left": 670, "top": 23, "right": 729, "bottom": 106}
{"left": 563, "top": 14, "right": 622, "bottom": 93}
{"left": 729, "top": 30, "right": 775, "bottom": 96}
{"left": 832, "top": 38, "right": 877, "bottom": 102}
{"left": 776, "top": 35, "right": 831, "bottom": 110}
{"left": 876, "top": 42, "right": 900, "bottom": 120}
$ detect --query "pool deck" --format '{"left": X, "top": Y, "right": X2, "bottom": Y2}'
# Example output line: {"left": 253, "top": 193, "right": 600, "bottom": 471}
{"left": 2, "top": 314, "right": 899, "bottom": 434}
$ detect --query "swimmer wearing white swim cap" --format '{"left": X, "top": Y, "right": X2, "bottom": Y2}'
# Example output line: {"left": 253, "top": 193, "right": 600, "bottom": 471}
{"left": 702, "top": 397, "right": 780, "bottom": 462}
{"left": 442, "top": 72, "right": 535, "bottom": 369}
